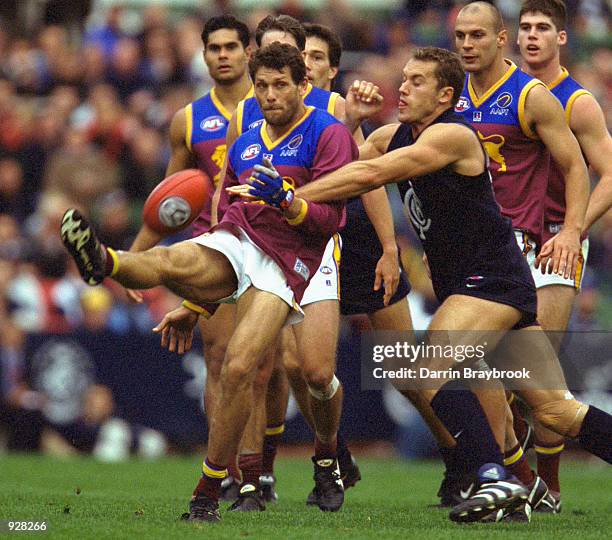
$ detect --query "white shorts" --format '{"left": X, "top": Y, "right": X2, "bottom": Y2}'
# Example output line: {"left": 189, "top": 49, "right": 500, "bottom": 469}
{"left": 301, "top": 234, "right": 342, "bottom": 306}
{"left": 513, "top": 230, "right": 588, "bottom": 290}
{"left": 191, "top": 227, "right": 304, "bottom": 325}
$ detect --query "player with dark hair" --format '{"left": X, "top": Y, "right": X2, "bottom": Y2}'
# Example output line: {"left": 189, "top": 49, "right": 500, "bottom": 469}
{"left": 513, "top": 0, "right": 612, "bottom": 512}
{"left": 123, "top": 14, "right": 253, "bottom": 490}
{"left": 61, "top": 42, "right": 358, "bottom": 524}
{"left": 213, "top": 16, "right": 389, "bottom": 512}
{"left": 238, "top": 45, "right": 612, "bottom": 524}
{"left": 255, "top": 14, "right": 306, "bottom": 51}
{"left": 303, "top": 23, "right": 342, "bottom": 89}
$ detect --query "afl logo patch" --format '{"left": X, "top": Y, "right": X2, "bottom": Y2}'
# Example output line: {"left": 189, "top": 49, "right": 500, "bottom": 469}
{"left": 200, "top": 115, "right": 225, "bottom": 132}
{"left": 241, "top": 144, "right": 261, "bottom": 160}
{"left": 248, "top": 119, "right": 264, "bottom": 130}
{"left": 493, "top": 92, "right": 512, "bottom": 108}
{"left": 455, "top": 96, "right": 470, "bottom": 112}
{"left": 320, "top": 266, "right": 333, "bottom": 275}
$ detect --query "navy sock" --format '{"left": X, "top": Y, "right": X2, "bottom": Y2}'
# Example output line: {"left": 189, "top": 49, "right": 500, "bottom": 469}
{"left": 431, "top": 380, "right": 504, "bottom": 475}
{"left": 336, "top": 432, "right": 352, "bottom": 470}
{"left": 578, "top": 406, "right": 612, "bottom": 464}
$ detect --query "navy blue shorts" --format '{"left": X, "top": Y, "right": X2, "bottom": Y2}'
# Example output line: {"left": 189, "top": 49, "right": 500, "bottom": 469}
{"left": 340, "top": 199, "right": 411, "bottom": 316}
{"left": 433, "top": 274, "right": 538, "bottom": 330}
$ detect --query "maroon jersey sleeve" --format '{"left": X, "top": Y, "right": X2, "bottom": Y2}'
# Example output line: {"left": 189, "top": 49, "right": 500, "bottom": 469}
{"left": 289, "top": 123, "right": 358, "bottom": 236}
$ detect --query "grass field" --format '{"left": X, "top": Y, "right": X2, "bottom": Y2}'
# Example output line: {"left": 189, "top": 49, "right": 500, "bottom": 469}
{"left": 1, "top": 454, "right": 610, "bottom": 539}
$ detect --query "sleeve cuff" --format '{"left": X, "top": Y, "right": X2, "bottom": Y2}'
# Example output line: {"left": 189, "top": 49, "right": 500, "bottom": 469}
{"left": 285, "top": 199, "right": 308, "bottom": 226}
{"left": 181, "top": 300, "right": 206, "bottom": 315}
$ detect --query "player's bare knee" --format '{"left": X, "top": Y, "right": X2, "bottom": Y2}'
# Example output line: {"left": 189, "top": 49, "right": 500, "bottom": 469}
{"left": 532, "top": 398, "right": 589, "bottom": 438}
{"left": 303, "top": 363, "right": 335, "bottom": 391}
{"left": 221, "top": 355, "right": 256, "bottom": 390}
{"left": 308, "top": 374, "right": 341, "bottom": 401}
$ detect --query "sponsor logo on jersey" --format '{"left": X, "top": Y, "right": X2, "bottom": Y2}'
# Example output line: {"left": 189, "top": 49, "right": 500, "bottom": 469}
{"left": 280, "top": 134, "right": 303, "bottom": 157}
{"left": 248, "top": 119, "right": 264, "bottom": 130}
{"left": 472, "top": 111, "right": 482, "bottom": 122}
{"left": 455, "top": 96, "right": 470, "bottom": 112}
{"left": 200, "top": 115, "right": 225, "bottom": 132}
{"left": 294, "top": 257, "right": 310, "bottom": 281}
{"left": 320, "top": 265, "right": 333, "bottom": 275}
{"left": 404, "top": 182, "right": 431, "bottom": 241}
{"left": 490, "top": 92, "right": 512, "bottom": 116}
{"left": 263, "top": 153, "right": 274, "bottom": 162}
{"left": 241, "top": 143, "right": 261, "bottom": 160}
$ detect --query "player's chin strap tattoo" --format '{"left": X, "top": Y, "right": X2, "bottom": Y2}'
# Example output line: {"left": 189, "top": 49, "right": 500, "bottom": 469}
{"left": 249, "top": 157, "right": 295, "bottom": 210}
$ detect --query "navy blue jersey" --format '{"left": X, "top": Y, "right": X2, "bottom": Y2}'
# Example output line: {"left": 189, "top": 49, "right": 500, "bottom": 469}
{"left": 389, "top": 109, "right": 536, "bottom": 322}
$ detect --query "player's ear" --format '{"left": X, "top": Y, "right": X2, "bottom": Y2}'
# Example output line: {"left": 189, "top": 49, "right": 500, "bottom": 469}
{"left": 439, "top": 86, "right": 454, "bottom": 106}
{"left": 298, "top": 77, "right": 309, "bottom": 96}
{"left": 244, "top": 45, "right": 253, "bottom": 60}
{"left": 497, "top": 28, "right": 507, "bottom": 48}
{"left": 557, "top": 30, "right": 567, "bottom": 46}
{"left": 328, "top": 66, "right": 339, "bottom": 82}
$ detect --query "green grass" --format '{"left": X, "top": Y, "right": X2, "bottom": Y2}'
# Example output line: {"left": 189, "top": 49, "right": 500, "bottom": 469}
{"left": 1, "top": 454, "right": 610, "bottom": 539}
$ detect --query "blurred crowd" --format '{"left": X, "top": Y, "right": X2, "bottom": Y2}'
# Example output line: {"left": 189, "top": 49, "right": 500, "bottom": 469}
{"left": 0, "top": 1, "right": 610, "bottom": 454}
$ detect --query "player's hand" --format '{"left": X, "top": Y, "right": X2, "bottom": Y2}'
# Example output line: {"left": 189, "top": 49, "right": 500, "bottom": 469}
{"left": 535, "top": 227, "right": 581, "bottom": 279}
{"left": 374, "top": 249, "right": 400, "bottom": 306}
{"left": 126, "top": 288, "right": 144, "bottom": 303}
{"left": 422, "top": 253, "right": 431, "bottom": 280}
{"left": 248, "top": 157, "right": 295, "bottom": 209}
{"left": 345, "top": 80, "right": 384, "bottom": 124}
{"left": 153, "top": 305, "right": 199, "bottom": 354}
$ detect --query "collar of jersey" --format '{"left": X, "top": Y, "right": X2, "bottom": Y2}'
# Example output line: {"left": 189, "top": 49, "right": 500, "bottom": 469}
{"left": 259, "top": 106, "right": 314, "bottom": 150}
{"left": 211, "top": 85, "right": 253, "bottom": 120}
{"left": 547, "top": 67, "right": 569, "bottom": 91}
{"left": 303, "top": 83, "right": 314, "bottom": 100}
{"left": 467, "top": 59, "right": 517, "bottom": 108}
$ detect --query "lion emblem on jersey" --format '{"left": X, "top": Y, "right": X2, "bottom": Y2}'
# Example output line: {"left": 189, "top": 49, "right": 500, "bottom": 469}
{"left": 212, "top": 144, "right": 227, "bottom": 187}
{"left": 478, "top": 131, "right": 507, "bottom": 173}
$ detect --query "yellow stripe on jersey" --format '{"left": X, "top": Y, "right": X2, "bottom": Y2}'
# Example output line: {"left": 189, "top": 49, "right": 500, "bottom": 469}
{"left": 503, "top": 446, "right": 524, "bottom": 466}
{"left": 202, "top": 461, "right": 228, "bottom": 478}
{"left": 518, "top": 79, "right": 545, "bottom": 141}
{"left": 565, "top": 89, "right": 592, "bottom": 126}
{"left": 236, "top": 100, "right": 246, "bottom": 137}
{"left": 185, "top": 103, "right": 193, "bottom": 152}
{"left": 210, "top": 87, "right": 232, "bottom": 120}
{"left": 327, "top": 92, "right": 340, "bottom": 115}
{"left": 467, "top": 60, "right": 517, "bottom": 108}
{"left": 547, "top": 66, "right": 570, "bottom": 91}
{"left": 534, "top": 443, "right": 565, "bottom": 455}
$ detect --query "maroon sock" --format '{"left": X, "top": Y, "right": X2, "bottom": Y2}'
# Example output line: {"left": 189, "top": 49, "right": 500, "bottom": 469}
{"left": 509, "top": 396, "right": 529, "bottom": 445}
{"left": 504, "top": 443, "right": 535, "bottom": 486}
{"left": 193, "top": 458, "right": 226, "bottom": 500}
{"left": 314, "top": 435, "right": 337, "bottom": 460}
{"left": 262, "top": 424, "right": 284, "bottom": 474}
{"left": 238, "top": 453, "right": 263, "bottom": 486}
{"left": 227, "top": 453, "right": 241, "bottom": 481}
{"left": 535, "top": 440, "right": 563, "bottom": 493}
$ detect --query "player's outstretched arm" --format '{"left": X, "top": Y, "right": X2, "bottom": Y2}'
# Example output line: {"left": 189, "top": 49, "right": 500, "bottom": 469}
{"left": 527, "top": 85, "right": 589, "bottom": 279}
{"left": 569, "top": 94, "right": 612, "bottom": 233}
{"left": 358, "top": 124, "right": 404, "bottom": 303}
{"left": 295, "top": 123, "right": 470, "bottom": 202}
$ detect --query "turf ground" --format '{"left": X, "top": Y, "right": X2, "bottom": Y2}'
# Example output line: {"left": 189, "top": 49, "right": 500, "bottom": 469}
{"left": 1, "top": 454, "right": 610, "bottom": 539}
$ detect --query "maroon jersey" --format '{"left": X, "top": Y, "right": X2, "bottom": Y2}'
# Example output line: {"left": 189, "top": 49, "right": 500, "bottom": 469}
{"left": 455, "top": 61, "right": 550, "bottom": 245}
{"left": 217, "top": 107, "right": 358, "bottom": 301}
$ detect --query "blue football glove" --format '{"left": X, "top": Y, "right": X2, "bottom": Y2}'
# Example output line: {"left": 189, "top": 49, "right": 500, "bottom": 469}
{"left": 249, "top": 157, "right": 295, "bottom": 209}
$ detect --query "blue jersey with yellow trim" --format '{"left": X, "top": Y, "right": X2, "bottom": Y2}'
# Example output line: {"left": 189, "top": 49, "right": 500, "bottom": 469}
{"left": 544, "top": 67, "right": 592, "bottom": 233}
{"left": 455, "top": 61, "right": 549, "bottom": 244}
{"left": 186, "top": 86, "right": 253, "bottom": 235}
{"left": 236, "top": 83, "right": 339, "bottom": 136}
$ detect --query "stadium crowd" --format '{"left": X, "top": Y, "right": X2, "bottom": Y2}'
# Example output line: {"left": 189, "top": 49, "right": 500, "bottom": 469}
{"left": 0, "top": 0, "right": 610, "bottom": 456}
